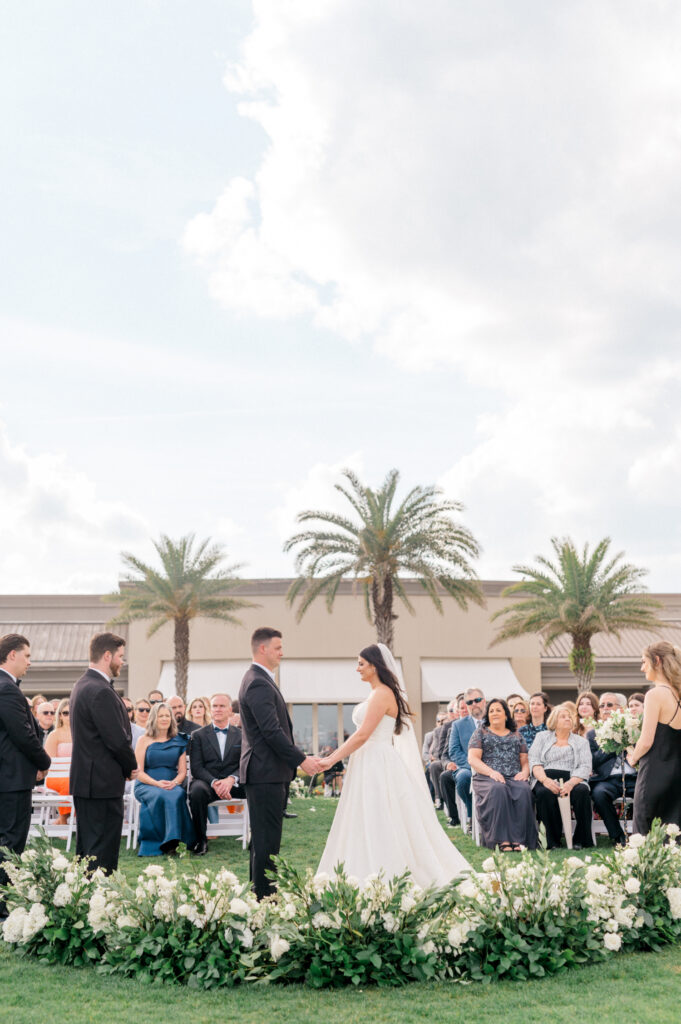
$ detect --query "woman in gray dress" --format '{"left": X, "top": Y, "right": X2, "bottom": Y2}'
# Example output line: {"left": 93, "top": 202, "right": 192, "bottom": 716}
{"left": 529, "top": 704, "right": 593, "bottom": 849}
{"left": 468, "top": 699, "right": 537, "bottom": 851}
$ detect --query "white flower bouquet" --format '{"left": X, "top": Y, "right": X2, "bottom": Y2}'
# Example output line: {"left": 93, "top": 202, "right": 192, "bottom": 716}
{"left": 592, "top": 708, "right": 641, "bottom": 755}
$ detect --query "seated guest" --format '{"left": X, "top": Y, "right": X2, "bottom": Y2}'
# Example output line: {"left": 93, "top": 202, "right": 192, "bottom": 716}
{"left": 188, "top": 693, "right": 245, "bottom": 857}
{"left": 505, "top": 693, "right": 525, "bottom": 713}
{"left": 468, "top": 699, "right": 537, "bottom": 851}
{"left": 133, "top": 703, "right": 195, "bottom": 856}
{"left": 44, "top": 699, "right": 73, "bottom": 824}
{"left": 425, "top": 700, "right": 457, "bottom": 809}
{"left": 167, "top": 694, "right": 199, "bottom": 735}
{"left": 628, "top": 692, "right": 645, "bottom": 716}
{"left": 134, "top": 698, "right": 151, "bottom": 729}
{"left": 587, "top": 691, "right": 636, "bottom": 845}
{"left": 440, "top": 688, "right": 487, "bottom": 821}
{"left": 148, "top": 688, "right": 164, "bottom": 705}
{"left": 521, "top": 692, "right": 551, "bottom": 747}
{"left": 530, "top": 704, "right": 593, "bottom": 849}
{"left": 30, "top": 694, "right": 47, "bottom": 719}
{"left": 512, "top": 699, "right": 530, "bottom": 730}
{"left": 187, "top": 696, "right": 212, "bottom": 727}
{"left": 35, "top": 701, "right": 56, "bottom": 744}
{"left": 576, "top": 691, "right": 600, "bottom": 734}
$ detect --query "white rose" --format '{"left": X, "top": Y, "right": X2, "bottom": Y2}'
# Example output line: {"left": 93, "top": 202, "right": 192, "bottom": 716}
{"left": 144, "top": 864, "right": 165, "bottom": 877}
{"left": 400, "top": 894, "right": 417, "bottom": 914}
{"left": 64, "top": 871, "right": 77, "bottom": 886}
{"left": 622, "top": 848, "right": 639, "bottom": 865}
{"left": 604, "top": 932, "right": 622, "bottom": 951}
{"left": 624, "top": 877, "right": 641, "bottom": 895}
{"left": 52, "top": 855, "right": 69, "bottom": 871}
{"left": 270, "top": 935, "right": 290, "bottom": 961}
{"left": 481, "top": 857, "right": 496, "bottom": 872}
{"left": 627, "top": 834, "right": 646, "bottom": 849}
{"left": 314, "top": 871, "right": 330, "bottom": 886}
{"left": 666, "top": 824, "right": 681, "bottom": 839}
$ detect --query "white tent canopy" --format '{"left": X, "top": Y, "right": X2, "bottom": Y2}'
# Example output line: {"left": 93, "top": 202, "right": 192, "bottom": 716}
{"left": 420, "top": 659, "right": 527, "bottom": 703}
{"left": 159, "top": 660, "right": 251, "bottom": 703}
{"left": 279, "top": 659, "right": 372, "bottom": 703}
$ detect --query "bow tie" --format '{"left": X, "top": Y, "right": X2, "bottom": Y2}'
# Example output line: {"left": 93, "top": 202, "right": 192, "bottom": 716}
{"left": 214, "top": 727, "right": 229, "bottom": 734}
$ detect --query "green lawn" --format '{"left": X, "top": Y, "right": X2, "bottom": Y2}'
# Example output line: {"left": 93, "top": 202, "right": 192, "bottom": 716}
{"left": 2, "top": 798, "right": 678, "bottom": 1024}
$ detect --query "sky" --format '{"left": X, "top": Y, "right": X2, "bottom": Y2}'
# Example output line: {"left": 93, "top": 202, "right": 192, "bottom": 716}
{"left": 2, "top": 0, "right": 681, "bottom": 594}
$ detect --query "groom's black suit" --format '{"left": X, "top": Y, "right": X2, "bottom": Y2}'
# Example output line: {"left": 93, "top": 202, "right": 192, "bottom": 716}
{"left": 188, "top": 723, "right": 245, "bottom": 844}
{"left": 238, "top": 663, "right": 305, "bottom": 899}
{"left": 70, "top": 669, "right": 137, "bottom": 873}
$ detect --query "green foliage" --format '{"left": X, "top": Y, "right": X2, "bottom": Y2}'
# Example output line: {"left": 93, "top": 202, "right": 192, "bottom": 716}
{"left": 492, "top": 536, "right": 663, "bottom": 687}
{"left": 284, "top": 468, "right": 482, "bottom": 645}
{"left": 106, "top": 533, "right": 254, "bottom": 637}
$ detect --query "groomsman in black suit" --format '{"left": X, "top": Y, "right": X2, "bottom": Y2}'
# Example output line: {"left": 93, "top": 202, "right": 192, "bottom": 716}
{"left": 70, "top": 632, "right": 137, "bottom": 873}
{"left": 0, "top": 634, "right": 51, "bottom": 918}
{"left": 188, "top": 693, "right": 244, "bottom": 855}
{"left": 239, "top": 627, "right": 320, "bottom": 899}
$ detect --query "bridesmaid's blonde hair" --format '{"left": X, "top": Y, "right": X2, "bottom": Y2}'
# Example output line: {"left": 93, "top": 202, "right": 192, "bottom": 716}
{"left": 643, "top": 641, "right": 681, "bottom": 697}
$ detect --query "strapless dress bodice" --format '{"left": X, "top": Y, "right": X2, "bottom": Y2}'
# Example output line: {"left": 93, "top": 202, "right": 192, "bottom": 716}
{"left": 352, "top": 700, "right": 396, "bottom": 744}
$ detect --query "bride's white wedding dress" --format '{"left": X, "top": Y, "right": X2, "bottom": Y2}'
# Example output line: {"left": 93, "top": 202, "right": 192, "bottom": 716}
{"left": 317, "top": 700, "right": 470, "bottom": 887}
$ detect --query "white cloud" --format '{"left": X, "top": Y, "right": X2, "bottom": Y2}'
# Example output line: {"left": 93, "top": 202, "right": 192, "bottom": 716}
{"left": 272, "top": 452, "right": 365, "bottom": 545}
{"left": 0, "top": 420, "right": 149, "bottom": 592}
{"left": 183, "top": 2, "right": 681, "bottom": 589}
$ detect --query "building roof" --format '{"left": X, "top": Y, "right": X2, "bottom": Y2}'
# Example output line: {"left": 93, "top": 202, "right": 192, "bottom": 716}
{"left": 0, "top": 623, "right": 128, "bottom": 664}
{"left": 541, "top": 623, "right": 681, "bottom": 662}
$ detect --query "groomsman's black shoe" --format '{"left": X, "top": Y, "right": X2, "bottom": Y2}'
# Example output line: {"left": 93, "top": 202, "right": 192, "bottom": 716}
{"left": 191, "top": 840, "right": 208, "bottom": 856}
{"left": 283, "top": 811, "right": 298, "bottom": 819}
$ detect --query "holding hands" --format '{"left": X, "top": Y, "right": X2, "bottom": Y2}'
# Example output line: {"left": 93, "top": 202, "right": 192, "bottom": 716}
{"left": 300, "top": 755, "right": 323, "bottom": 775}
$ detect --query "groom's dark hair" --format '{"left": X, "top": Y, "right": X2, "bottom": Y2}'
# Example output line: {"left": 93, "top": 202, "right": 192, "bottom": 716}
{"left": 251, "top": 627, "right": 282, "bottom": 653}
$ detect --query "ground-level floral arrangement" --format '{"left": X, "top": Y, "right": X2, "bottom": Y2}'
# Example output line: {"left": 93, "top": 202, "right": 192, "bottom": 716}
{"left": 2, "top": 823, "right": 681, "bottom": 989}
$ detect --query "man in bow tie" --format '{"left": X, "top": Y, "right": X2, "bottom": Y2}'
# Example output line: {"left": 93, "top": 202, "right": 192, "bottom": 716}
{"left": 188, "top": 693, "right": 244, "bottom": 856}
{"left": 70, "top": 632, "right": 137, "bottom": 873}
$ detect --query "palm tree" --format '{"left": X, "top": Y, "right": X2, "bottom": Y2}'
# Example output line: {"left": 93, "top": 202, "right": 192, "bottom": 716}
{"left": 283, "top": 468, "right": 483, "bottom": 648}
{"left": 106, "top": 534, "right": 256, "bottom": 701}
{"left": 491, "top": 537, "right": 664, "bottom": 690}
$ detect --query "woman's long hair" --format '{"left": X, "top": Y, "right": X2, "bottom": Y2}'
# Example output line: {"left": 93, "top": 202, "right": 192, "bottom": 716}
{"left": 146, "top": 702, "right": 178, "bottom": 740}
{"left": 188, "top": 695, "right": 212, "bottom": 725}
{"left": 529, "top": 691, "right": 552, "bottom": 723}
{"left": 481, "top": 698, "right": 516, "bottom": 732}
{"left": 55, "top": 697, "right": 70, "bottom": 732}
{"left": 359, "top": 645, "right": 412, "bottom": 735}
{"left": 643, "top": 641, "right": 681, "bottom": 698}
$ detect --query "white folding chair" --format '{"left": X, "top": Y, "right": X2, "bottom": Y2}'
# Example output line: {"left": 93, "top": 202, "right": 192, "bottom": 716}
{"left": 33, "top": 757, "right": 76, "bottom": 850}
{"left": 205, "top": 799, "right": 250, "bottom": 849}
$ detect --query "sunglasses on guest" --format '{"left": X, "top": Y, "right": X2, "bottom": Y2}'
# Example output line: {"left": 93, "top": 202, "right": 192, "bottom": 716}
{"left": 149, "top": 699, "right": 163, "bottom": 705}
{"left": 137, "top": 706, "right": 151, "bottom": 713}
{"left": 465, "top": 697, "right": 483, "bottom": 706}
{"left": 599, "top": 702, "right": 616, "bottom": 709}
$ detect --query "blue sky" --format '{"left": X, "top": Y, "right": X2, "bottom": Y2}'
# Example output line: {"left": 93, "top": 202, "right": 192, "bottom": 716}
{"left": 2, "top": 2, "right": 681, "bottom": 593}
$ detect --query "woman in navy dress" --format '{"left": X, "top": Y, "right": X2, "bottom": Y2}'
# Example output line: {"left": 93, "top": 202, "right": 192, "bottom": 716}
{"left": 134, "top": 703, "right": 195, "bottom": 856}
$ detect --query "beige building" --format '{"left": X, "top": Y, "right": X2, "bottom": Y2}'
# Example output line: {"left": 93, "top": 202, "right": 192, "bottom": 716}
{"left": 2, "top": 582, "right": 676, "bottom": 751}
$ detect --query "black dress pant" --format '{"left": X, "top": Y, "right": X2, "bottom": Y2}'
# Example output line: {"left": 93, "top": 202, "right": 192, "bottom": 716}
{"left": 245, "top": 781, "right": 286, "bottom": 900}
{"left": 74, "top": 795, "right": 124, "bottom": 874}
{"left": 439, "top": 770, "right": 460, "bottom": 825}
{"left": 591, "top": 774, "right": 637, "bottom": 842}
{"left": 189, "top": 779, "right": 246, "bottom": 843}
{"left": 534, "top": 769, "right": 594, "bottom": 849}
{"left": 0, "top": 790, "right": 32, "bottom": 915}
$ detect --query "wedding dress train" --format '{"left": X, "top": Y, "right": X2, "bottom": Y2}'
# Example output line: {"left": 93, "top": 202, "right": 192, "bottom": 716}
{"left": 317, "top": 700, "right": 470, "bottom": 887}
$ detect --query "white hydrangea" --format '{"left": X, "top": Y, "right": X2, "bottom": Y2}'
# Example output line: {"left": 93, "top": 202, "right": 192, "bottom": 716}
{"left": 381, "top": 912, "right": 398, "bottom": 933}
{"left": 482, "top": 857, "right": 496, "bottom": 872}
{"left": 2, "top": 907, "right": 28, "bottom": 944}
{"left": 666, "top": 887, "right": 681, "bottom": 919}
{"left": 311, "top": 912, "right": 333, "bottom": 929}
{"left": 624, "top": 877, "right": 641, "bottom": 895}
{"left": 53, "top": 883, "right": 72, "bottom": 907}
{"left": 178, "top": 904, "right": 204, "bottom": 927}
{"left": 26, "top": 886, "right": 40, "bottom": 902}
{"left": 229, "top": 897, "right": 249, "bottom": 917}
{"left": 23, "top": 903, "right": 48, "bottom": 941}
{"left": 153, "top": 898, "right": 173, "bottom": 921}
{"left": 665, "top": 823, "right": 681, "bottom": 839}
{"left": 621, "top": 848, "right": 639, "bottom": 866}
{"left": 215, "top": 869, "right": 239, "bottom": 887}
{"left": 280, "top": 901, "right": 297, "bottom": 920}
{"left": 52, "top": 855, "right": 69, "bottom": 871}
{"left": 346, "top": 875, "right": 360, "bottom": 888}
{"left": 604, "top": 932, "right": 622, "bottom": 951}
{"left": 458, "top": 878, "right": 479, "bottom": 900}
{"left": 116, "top": 914, "right": 138, "bottom": 929}
{"left": 565, "top": 857, "right": 585, "bottom": 871}
{"left": 420, "top": 940, "right": 435, "bottom": 955}
{"left": 359, "top": 907, "right": 374, "bottom": 926}
{"left": 400, "top": 894, "right": 417, "bottom": 914}
{"left": 64, "top": 871, "right": 77, "bottom": 886}
{"left": 144, "top": 864, "right": 165, "bottom": 877}
{"left": 270, "top": 934, "right": 290, "bottom": 961}
{"left": 240, "top": 925, "right": 254, "bottom": 948}
{"left": 447, "top": 921, "right": 473, "bottom": 950}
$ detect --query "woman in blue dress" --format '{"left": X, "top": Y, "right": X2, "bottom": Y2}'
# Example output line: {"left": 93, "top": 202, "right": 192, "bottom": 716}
{"left": 134, "top": 702, "right": 195, "bottom": 856}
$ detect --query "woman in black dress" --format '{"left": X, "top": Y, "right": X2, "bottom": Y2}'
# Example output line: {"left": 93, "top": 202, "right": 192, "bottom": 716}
{"left": 630, "top": 641, "right": 681, "bottom": 835}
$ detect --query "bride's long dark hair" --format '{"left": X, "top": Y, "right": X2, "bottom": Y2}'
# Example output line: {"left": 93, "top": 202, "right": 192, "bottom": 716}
{"left": 359, "top": 644, "right": 413, "bottom": 735}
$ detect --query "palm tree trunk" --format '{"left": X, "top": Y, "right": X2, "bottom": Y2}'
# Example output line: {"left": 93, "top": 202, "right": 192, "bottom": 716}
{"left": 371, "top": 576, "right": 396, "bottom": 648}
{"left": 174, "top": 616, "right": 190, "bottom": 702}
{"left": 569, "top": 635, "right": 595, "bottom": 692}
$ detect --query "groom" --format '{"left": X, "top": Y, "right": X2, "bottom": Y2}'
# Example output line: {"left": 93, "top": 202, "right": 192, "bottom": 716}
{"left": 239, "top": 627, "right": 320, "bottom": 899}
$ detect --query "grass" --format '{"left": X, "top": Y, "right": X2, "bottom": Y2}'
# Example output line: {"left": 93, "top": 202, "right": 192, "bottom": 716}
{"left": 2, "top": 798, "right": 678, "bottom": 1024}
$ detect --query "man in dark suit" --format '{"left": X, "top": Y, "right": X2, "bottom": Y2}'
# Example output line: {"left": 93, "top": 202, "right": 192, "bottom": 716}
{"left": 0, "top": 633, "right": 52, "bottom": 917}
{"left": 239, "top": 627, "right": 320, "bottom": 899}
{"left": 587, "top": 692, "right": 636, "bottom": 845}
{"left": 167, "top": 695, "right": 199, "bottom": 737}
{"left": 188, "top": 692, "right": 244, "bottom": 855}
{"left": 70, "top": 632, "right": 137, "bottom": 873}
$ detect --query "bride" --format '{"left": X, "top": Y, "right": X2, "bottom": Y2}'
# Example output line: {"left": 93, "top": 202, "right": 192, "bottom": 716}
{"left": 316, "top": 643, "right": 470, "bottom": 886}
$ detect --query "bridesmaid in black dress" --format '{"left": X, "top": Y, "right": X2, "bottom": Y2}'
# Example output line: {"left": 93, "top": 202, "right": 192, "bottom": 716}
{"left": 630, "top": 641, "right": 681, "bottom": 835}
